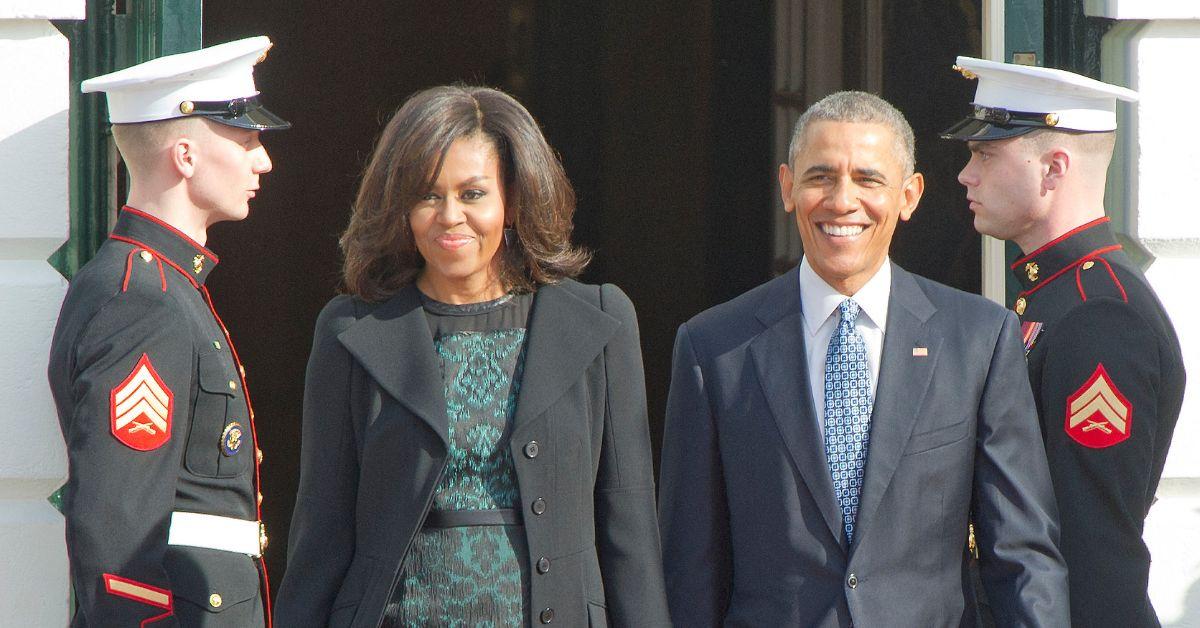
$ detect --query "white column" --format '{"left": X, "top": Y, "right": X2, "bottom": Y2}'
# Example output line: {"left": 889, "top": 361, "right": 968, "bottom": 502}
{"left": 1086, "top": 1, "right": 1200, "bottom": 624}
{"left": 0, "top": 2, "right": 82, "bottom": 624}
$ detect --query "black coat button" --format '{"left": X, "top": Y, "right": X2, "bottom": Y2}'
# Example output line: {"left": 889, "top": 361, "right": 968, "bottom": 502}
{"left": 537, "top": 556, "right": 551, "bottom": 574}
{"left": 532, "top": 497, "right": 547, "bottom": 515}
{"left": 524, "top": 441, "right": 540, "bottom": 459}
{"left": 540, "top": 608, "right": 555, "bottom": 624}
{"left": 847, "top": 573, "right": 858, "bottom": 589}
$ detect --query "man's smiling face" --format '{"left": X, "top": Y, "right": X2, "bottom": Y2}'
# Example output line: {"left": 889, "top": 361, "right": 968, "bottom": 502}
{"left": 778, "top": 120, "right": 924, "bottom": 295}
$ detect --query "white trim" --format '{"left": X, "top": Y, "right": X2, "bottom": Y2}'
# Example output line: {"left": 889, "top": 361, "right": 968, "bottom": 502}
{"left": 979, "top": 0, "right": 1008, "bottom": 306}
{"left": 167, "top": 512, "right": 262, "bottom": 557}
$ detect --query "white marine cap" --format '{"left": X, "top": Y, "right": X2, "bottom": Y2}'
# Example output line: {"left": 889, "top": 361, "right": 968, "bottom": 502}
{"left": 940, "top": 56, "right": 1137, "bottom": 141}
{"left": 81, "top": 36, "right": 289, "bottom": 130}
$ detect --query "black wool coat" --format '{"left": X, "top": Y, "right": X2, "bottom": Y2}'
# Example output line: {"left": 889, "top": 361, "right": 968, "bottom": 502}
{"left": 274, "top": 280, "right": 670, "bottom": 628}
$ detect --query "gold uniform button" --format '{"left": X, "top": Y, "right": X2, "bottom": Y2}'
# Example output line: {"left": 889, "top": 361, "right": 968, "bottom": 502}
{"left": 208, "top": 593, "right": 222, "bottom": 608}
{"left": 228, "top": 380, "right": 237, "bottom": 391}
{"left": 239, "top": 365, "right": 246, "bottom": 377}
{"left": 1015, "top": 297, "right": 1027, "bottom": 316}
{"left": 1083, "top": 261, "right": 1095, "bottom": 270}
{"left": 212, "top": 341, "right": 221, "bottom": 350}
{"left": 1045, "top": 112, "right": 1060, "bottom": 127}
{"left": 257, "top": 492, "right": 264, "bottom": 506}
{"left": 256, "top": 448, "right": 264, "bottom": 464}
{"left": 139, "top": 251, "right": 153, "bottom": 263}
{"left": 180, "top": 100, "right": 195, "bottom": 114}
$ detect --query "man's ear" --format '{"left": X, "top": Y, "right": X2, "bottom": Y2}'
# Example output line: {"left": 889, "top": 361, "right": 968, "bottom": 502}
{"left": 778, "top": 163, "right": 796, "bottom": 213}
{"left": 171, "top": 136, "right": 197, "bottom": 179}
{"left": 899, "top": 171, "right": 924, "bottom": 221}
{"left": 1042, "top": 147, "right": 1071, "bottom": 192}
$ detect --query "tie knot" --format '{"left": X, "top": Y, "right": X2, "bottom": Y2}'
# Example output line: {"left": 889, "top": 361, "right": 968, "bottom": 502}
{"left": 838, "top": 299, "right": 861, "bottom": 324}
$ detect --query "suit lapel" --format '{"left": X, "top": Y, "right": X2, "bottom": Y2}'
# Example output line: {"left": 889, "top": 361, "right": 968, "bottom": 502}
{"left": 511, "top": 282, "right": 620, "bottom": 436}
{"left": 850, "top": 265, "right": 941, "bottom": 556}
{"left": 336, "top": 285, "right": 450, "bottom": 447}
{"left": 749, "top": 269, "right": 845, "bottom": 548}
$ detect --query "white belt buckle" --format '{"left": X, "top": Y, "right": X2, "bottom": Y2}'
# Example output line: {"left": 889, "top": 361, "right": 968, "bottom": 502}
{"left": 167, "top": 511, "right": 263, "bottom": 557}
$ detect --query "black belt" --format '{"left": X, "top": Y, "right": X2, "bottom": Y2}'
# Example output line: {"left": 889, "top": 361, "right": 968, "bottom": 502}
{"left": 423, "top": 508, "right": 522, "bottom": 528}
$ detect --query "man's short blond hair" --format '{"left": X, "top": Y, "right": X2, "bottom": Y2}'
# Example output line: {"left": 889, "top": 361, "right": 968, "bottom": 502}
{"left": 110, "top": 117, "right": 203, "bottom": 173}
{"left": 1023, "top": 129, "right": 1116, "bottom": 165}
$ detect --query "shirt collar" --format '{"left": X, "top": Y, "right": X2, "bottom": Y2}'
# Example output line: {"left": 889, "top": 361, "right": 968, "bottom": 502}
{"left": 109, "top": 206, "right": 220, "bottom": 287}
{"left": 798, "top": 256, "right": 891, "bottom": 336}
{"left": 1010, "top": 217, "right": 1121, "bottom": 296}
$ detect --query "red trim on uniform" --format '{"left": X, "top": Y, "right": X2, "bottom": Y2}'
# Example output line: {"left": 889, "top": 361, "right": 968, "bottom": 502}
{"left": 1076, "top": 255, "right": 1129, "bottom": 303}
{"left": 198, "top": 285, "right": 271, "bottom": 622}
{"left": 121, "top": 206, "right": 219, "bottom": 263}
{"left": 102, "top": 573, "right": 173, "bottom": 611}
{"left": 1017, "top": 245, "right": 1123, "bottom": 299}
{"left": 1012, "top": 216, "right": 1110, "bottom": 269}
{"left": 122, "top": 249, "right": 137, "bottom": 292}
{"left": 120, "top": 249, "right": 169, "bottom": 293}
{"left": 1097, "top": 257, "right": 1128, "bottom": 302}
{"left": 109, "top": 236, "right": 201, "bottom": 290}
{"left": 142, "top": 609, "right": 175, "bottom": 627}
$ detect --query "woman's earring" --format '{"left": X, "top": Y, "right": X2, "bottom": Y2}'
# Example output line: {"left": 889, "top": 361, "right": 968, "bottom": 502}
{"left": 503, "top": 227, "right": 517, "bottom": 248}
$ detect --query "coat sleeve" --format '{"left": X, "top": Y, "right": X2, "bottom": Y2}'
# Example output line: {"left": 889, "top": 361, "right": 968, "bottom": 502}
{"left": 973, "top": 310, "right": 1070, "bottom": 626}
{"left": 1038, "top": 298, "right": 1167, "bottom": 626}
{"left": 61, "top": 290, "right": 192, "bottom": 627}
{"left": 274, "top": 296, "right": 362, "bottom": 624}
{"left": 593, "top": 284, "right": 672, "bottom": 627}
{"left": 658, "top": 322, "right": 732, "bottom": 627}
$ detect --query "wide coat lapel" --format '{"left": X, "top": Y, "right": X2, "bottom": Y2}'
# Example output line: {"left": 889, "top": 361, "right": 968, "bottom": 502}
{"left": 850, "top": 264, "right": 941, "bottom": 556}
{"left": 336, "top": 285, "right": 450, "bottom": 447}
{"left": 748, "top": 269, "right": 845, "bottom": 547}
{"left": 512, "top": 282, "right": 620, "bottom": 437}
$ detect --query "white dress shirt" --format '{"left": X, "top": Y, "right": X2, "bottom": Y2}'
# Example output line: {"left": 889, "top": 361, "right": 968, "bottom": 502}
{"left": 798, "top": 256, "right": 891, "bottom": 439}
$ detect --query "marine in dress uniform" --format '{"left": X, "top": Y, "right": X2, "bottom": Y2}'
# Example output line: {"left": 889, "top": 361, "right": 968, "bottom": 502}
{"left": 47, "top": 37, "right": 289, "bottom": 627}
{"left": 943, "top": 57, "right": 1186, "bottom": 627}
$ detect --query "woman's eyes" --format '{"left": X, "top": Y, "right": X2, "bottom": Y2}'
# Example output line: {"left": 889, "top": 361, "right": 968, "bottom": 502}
{"left": 420, "top": 189, "right": 487, "bottom": 202}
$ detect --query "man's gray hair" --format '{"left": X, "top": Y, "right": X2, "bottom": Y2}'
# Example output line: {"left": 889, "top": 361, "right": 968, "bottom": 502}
{"left": 787, "top": 91, "right": 916, "bottom": 176}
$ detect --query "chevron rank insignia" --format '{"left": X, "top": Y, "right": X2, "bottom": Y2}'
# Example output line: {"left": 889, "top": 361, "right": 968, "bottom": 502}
{"left": 1065, "top": 363, "right": 1131, "bottom": 448}
{"left": 110, "top": 354, "right": 174, "bottom": 451}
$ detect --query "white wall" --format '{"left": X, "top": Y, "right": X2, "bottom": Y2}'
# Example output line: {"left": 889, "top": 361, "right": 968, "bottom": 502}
{"left": 1089, "top": 3, "right": 1200, "bottom": 624}
{"left": 0, "top": 3, "right": 81, "bottom": 624}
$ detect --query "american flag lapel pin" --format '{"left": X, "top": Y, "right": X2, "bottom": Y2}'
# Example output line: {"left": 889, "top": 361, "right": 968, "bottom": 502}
{"left": 912, "top": 346, "right": 929, "bottom": 357}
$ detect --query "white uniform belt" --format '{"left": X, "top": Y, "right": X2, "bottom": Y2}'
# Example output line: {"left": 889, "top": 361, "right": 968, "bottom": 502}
{"left": 167, "top": 512, "right": 262, "bottom": 557}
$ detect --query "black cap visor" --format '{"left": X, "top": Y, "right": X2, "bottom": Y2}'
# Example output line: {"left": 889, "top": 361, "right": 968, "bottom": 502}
{"left": 188, "top": 96, "right": 291, "bottom": 130}
{"left": 939, "top": 116, "right": 1039, "bottom": 141}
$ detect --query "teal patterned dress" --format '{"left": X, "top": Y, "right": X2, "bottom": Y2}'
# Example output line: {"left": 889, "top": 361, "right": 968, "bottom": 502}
{"left": 390, "top": 292, "right": 533, "bottom": 627}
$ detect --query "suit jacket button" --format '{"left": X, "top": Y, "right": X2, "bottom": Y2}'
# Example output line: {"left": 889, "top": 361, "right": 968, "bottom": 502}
{"left": 524, "top": 440, "right": 540, "bottom": 459}
{"left": 847, "top": 573, "right": 858, "bottom": 589}
{"left": 532, "top": 497, "right": 547, "bottom": 516}
{"left": 540, "top": 608, "right": 555, "bottom": 624}
{"left": 537, "top": 556, "right": 551, "bottom": 574}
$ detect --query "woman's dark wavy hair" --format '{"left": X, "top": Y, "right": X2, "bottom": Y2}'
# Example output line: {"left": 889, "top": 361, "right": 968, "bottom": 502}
{"left": 341, "top": 85, "right": 590, "bottom": 301}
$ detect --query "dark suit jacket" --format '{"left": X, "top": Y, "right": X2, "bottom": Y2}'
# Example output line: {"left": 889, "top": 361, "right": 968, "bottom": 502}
{"left": 659, "top": 264, "right": 1069, "bottom": 627}
{"left": 274, "top": 280, "right": 669, "bottom": 628}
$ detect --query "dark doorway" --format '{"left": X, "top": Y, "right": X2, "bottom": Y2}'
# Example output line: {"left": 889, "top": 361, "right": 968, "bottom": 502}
{"left": 203, "top": 1, "right": 978, "bottom": 590}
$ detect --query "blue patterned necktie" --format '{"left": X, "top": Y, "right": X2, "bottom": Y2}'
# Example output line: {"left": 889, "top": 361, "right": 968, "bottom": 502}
{"left": 824, "top": 298, "right": 873, "bottom": 545}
